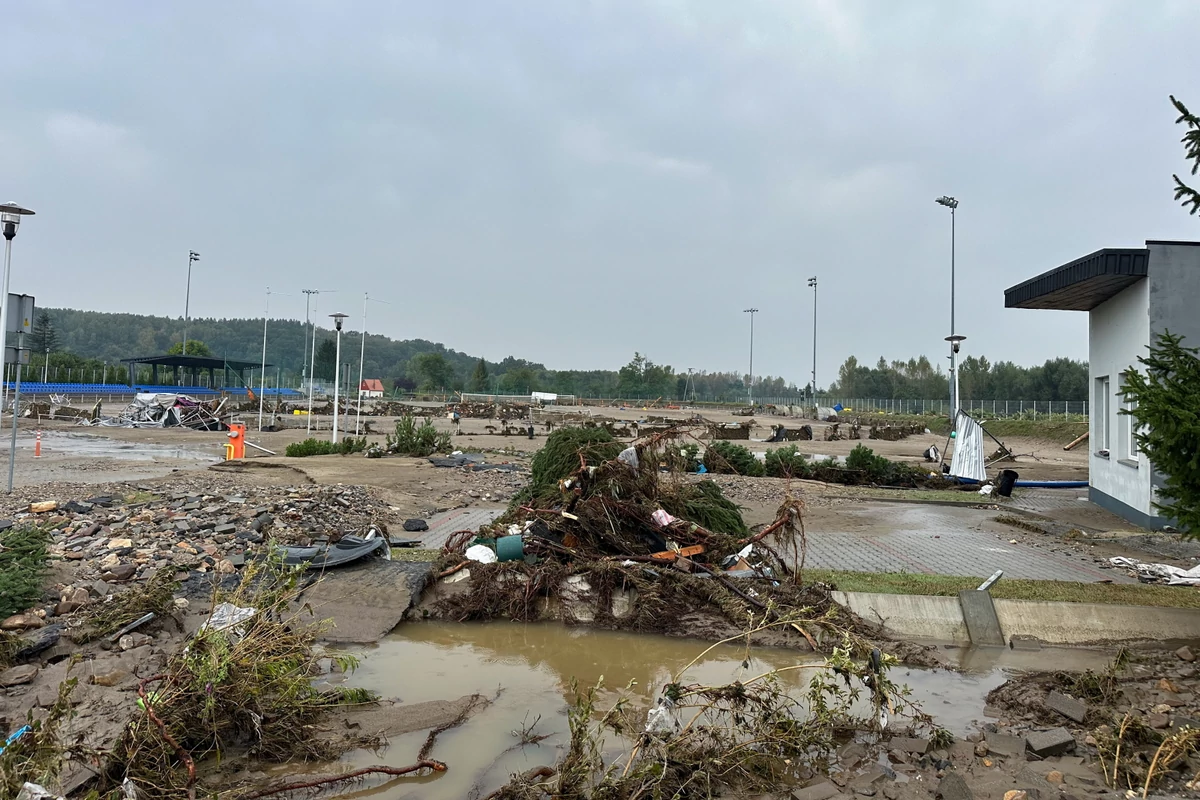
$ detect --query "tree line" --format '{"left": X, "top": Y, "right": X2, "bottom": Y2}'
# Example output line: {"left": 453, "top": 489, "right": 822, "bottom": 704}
{"left": 827, "top": 354, "right": 1088, "bottom": 401}
{"left": 32, "top": 307, "right": 1086, "bottom": 400}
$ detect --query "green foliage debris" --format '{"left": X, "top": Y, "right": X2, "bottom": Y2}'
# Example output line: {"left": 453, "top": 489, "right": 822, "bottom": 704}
{"left": 0, "top": 525, "right": 49, "bottom": 619}
{"left": 703, "top": 440, "right": 763, "bottom": 476}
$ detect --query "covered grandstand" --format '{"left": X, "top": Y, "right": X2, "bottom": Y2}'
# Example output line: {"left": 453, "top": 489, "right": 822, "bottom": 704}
{"left": 2, "top": 355, "right": 302, "bottom": 397}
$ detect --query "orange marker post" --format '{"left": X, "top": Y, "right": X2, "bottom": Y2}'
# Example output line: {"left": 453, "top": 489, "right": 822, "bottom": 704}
{"left": 33, "top": 430, "right": 41, "bottom": 458}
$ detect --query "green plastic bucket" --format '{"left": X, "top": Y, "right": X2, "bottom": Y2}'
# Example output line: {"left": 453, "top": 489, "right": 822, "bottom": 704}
{"left": 496, "top": 535, "right": 524, "bottom": 562}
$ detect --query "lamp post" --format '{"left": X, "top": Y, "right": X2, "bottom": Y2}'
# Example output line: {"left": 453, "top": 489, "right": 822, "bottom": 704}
{"left": 743, "top": 307, "right": 758, "bottom": 407}
{"left": 807, "top": 277, "right": 818, "bottom": 402}
{"left": 0, "top": 203, "right": 35, "bottom": 431}
{"left": 258, "top": 287, "right": 270, "bottom": 432}
{"left": 329, "top": 313, "right": 348, "bottom": 443}
{"left": 182, "top": 250, "right": 200, "bottom": 356}
{"left": 42, "top": 347, "right": 48, "bottom": 384}
{"left": 935, "top": 195, "right": 959, "bottom": 416}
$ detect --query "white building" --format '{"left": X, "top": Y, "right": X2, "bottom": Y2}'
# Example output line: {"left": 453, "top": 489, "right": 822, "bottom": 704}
{"left": 1005, "top": 240, "right": 1200, "bottom": 528}
{"left": 359, "top": 378, "right": 385, "bottom": 398}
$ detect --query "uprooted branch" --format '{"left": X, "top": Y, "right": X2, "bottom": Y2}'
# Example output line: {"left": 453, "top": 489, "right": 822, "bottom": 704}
{"left": 243, "top": 760, "right": 448, "bottom": 798}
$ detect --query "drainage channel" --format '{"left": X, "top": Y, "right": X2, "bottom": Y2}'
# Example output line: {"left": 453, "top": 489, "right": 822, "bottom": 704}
{"left": 292, "top": 622, "right": 1115, "bottom": 799}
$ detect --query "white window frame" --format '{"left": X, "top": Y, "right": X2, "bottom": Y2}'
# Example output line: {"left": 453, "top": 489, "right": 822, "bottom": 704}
{"left": 1094, "top": 376, "right": 1110, "bottom": 455}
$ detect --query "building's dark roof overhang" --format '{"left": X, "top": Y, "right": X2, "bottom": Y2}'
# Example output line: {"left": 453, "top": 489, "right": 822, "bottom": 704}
{"left": 120, "top": 355, "right": 268, "bottom": 371}
{"left": 1004, "top": 247, "right": 1149, "bottom": 311}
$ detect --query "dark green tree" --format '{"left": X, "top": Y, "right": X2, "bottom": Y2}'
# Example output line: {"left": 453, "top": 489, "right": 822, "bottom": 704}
{"left": 29, "top": 310, "right": 59, "bottom": 355}
{"left": 166, "top": 340, "right": 213, "bottom": 357}
{"left": 468, "top": 358, "right": 489, "bottom": 392}
{"left": 498, "top": 365, "right": 537, "bottom": 393}
{"left": 313, "top": 339, "right": 337, "bottom": 379}
{"left": 1122, "top": 332, "right": 1200, "bottom": 537}
{"left": 408, "top": 351, "right": 455, "bottom": 390}
{"left": 1171, "top": 95, "right": 1200, "bottom": 214}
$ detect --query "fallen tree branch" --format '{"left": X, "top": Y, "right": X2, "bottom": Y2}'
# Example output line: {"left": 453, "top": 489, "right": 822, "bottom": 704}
{"left": 138, "top": 674, "right": 197, "bottom": 800}
{"left": 483, "top": 765, "right": 556, "bottom": 800}
{"left": 244, "top": 760, "right": 448, "bottom": 798}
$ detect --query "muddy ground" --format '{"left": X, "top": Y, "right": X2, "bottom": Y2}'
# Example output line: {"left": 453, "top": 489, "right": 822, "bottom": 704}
{"left": 0, "top": 411, "right": 1195, "bottom": 799}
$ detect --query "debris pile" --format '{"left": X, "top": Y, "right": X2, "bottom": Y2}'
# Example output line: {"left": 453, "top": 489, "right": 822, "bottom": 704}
{"left": 77, "top": 393, "right": 228, "bottom": 430}
{"left": 706, "top": 421, "right": 754, "bottom": 440}
{"left": 0, "top": 483, "right": 399, "bottom": 607}
{"left": 868, "top": 421, "right": 926, "bottom": 441}
{"left": 431, "top": 426, "right": 896, "bottom": 650}
{"left": 983, "top": 647, "right": 1200, "bottom": 797}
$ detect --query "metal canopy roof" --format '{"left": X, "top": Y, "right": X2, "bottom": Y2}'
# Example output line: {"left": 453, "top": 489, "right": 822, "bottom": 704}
{"left": 119, "top": 355, "right": 269, "bottom": 370}
{"left": 1004, "top": 247, "right": 1149, "bottom": 311}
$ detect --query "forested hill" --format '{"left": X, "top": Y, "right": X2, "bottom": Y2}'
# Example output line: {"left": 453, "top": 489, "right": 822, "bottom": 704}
{"left": 46, "top": 307, "right": 506, "bottom": 388}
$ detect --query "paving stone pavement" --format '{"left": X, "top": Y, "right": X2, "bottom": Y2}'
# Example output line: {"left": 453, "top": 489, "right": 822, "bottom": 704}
{"left": 422, "top": 507, "right": 505, "bottom": 549}
{"left": 798, "top": 503, "right": 1131, "bottom": 583}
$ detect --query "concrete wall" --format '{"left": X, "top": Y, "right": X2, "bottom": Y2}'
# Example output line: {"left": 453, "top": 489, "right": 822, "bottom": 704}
{"left": 1148, "top": 241, "right": 1200, "bottom": 348}
{"left": 836, "top": 590, "right": 1200, "bottom": 645}
{"left": 833, "top": 591, "right": 970, "bottom": 643}
{"left": 1088, "top": 279, "right": 1152, "bottom": 519}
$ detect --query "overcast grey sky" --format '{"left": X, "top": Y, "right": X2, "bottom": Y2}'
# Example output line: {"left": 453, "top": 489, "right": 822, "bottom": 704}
{"left": 4, "top": 1, "right": 1198, "bottom": 384}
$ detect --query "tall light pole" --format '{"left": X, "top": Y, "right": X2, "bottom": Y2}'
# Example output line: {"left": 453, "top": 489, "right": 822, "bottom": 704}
{"left": 935, "top": 196, "right": 959, "bottom": 417}
{"left": 329, "top": 313, "right": 348, "bottom": 443}
{"left": 354, "top": 294, "right": 391, "bottom": 435}
{"left": 807, "top": 277, "right": 818, "bottom": 402}
{"left": 302, "top": 289, "right": 335, "bottom": 434}
{"left": 182, "top": 250, "right": 200, "bottom": 355}
{"left": 0, "top": 203, "right": 35, "bottom": 430}
{"left": 258, "top": 288, "right": 270, "bottom": 432}
{"left": 743, "top": 307, "right": 758, "bottom": 407}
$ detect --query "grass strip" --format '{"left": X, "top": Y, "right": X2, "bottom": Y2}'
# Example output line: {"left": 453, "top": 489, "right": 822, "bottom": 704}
{"left": 806, "top": 568, "right": 1200, "bottom": 608}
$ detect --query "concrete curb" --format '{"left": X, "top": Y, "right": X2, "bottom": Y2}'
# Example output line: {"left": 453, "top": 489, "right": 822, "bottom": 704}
{"left": 835, "top": 590, "right": 1200, "bottom": 645}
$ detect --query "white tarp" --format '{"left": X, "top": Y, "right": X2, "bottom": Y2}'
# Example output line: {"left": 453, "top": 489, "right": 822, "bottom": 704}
{"left": 1109, "top": 557, "right": 1200, "bottom": 586}
{"left": 949, "top": 411, "right": 987, "bottom": 482}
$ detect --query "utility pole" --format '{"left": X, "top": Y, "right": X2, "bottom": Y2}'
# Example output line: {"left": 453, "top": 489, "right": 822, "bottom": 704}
{"left": 301, "top": 289, "right": 336, "bottom": 433}
{"left": 183, "top": 250, "right": 199, "bottom": 355}
{"left": 808, "top": 277, "right": 818, "bottom": 402}
{"left": 743, "top": 308, "right": 758, "bottom": 407}
{"left": 936, "top": 196, "right": 962, "bottom": 419}
{"left": 329, "top": 313, "right": 348, "bottom": 444}
{"left": 258, "top": 288, "right": 269, "bottom": 431}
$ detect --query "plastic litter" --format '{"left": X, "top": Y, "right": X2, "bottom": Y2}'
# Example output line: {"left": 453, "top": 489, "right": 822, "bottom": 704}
{"left": 0, "top": 724, "right": 31, "bottom": 755}
{"left": 1109, "top": 556, "right": 1200, "bottom": 586}
{"left": 618, "top": 446, "right": 639, "bottom": 469}
{"left": 201, "top": 602, "right": 257, "bottom": 635}
{"left": 651, "top": 509, "right": 679, "bottom": 528}
{"left": 465, "top": 544, "right": 498, "bottom": 564}
{"left": 644, "top": 696, "right": 681, "bottom": 736}
{"left": 978, "top": 484, "right": 994, "bottom": 496}
{"left": 17, "top": 783, "right": 65, "bottom": 800}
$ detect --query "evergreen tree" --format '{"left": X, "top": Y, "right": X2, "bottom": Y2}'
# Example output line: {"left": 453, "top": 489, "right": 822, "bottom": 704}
{"left": 29, "top": 310, "right": 59, "bottom": 355}
{"left": 469, "top": 357, "right": 489, "bottom": 392}
{"left": 313, "top": 339, "right": 337, "bottom": 380}
{"left": 1171, "top": 95, "right": 1200, "bottom": 214}
{"left": 1122, "top": 332, "right": 1200, "bottom": 537}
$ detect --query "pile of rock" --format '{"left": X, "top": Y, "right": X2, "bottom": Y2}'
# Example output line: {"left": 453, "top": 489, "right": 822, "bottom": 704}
{"left": 2, "top": 481, "right": 399, "bottom": 609}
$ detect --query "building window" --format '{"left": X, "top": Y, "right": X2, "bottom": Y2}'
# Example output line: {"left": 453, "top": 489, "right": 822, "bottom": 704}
{"left": 1094, "top": 376, "right": 1110, "bottom": 455}
{"left": 1121, "top": 373, "right": 1139, "bottom": 462}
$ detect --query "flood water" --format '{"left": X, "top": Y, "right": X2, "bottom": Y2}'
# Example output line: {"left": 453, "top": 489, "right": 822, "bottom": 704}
{"left": 25, "top": 431, "right": 220, "bottom": 462}
{"left": 304, "top": 622, "right": 1113, "bottom": 799}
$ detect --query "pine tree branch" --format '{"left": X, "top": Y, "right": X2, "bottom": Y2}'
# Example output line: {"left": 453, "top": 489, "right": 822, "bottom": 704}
{"left": 1171, "top": 95, "right": 1200, "bottom": 214}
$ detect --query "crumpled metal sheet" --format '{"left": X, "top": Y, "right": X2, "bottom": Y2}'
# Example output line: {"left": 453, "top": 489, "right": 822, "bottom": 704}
{"left": 949, "top": 412, "right": 987, "bottom": 482}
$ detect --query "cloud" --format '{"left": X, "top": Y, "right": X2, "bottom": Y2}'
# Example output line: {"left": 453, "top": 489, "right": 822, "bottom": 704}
{"left": 44, "top": 112, "right": 152, "bottom": 178}
{"left": 558, "top": 120, "right": 712, "bottom": 179}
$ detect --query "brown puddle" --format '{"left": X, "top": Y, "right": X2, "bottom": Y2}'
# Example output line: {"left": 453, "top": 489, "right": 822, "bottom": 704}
{"left": 299, "top": 623, "right": 1115, "bottom": 799}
